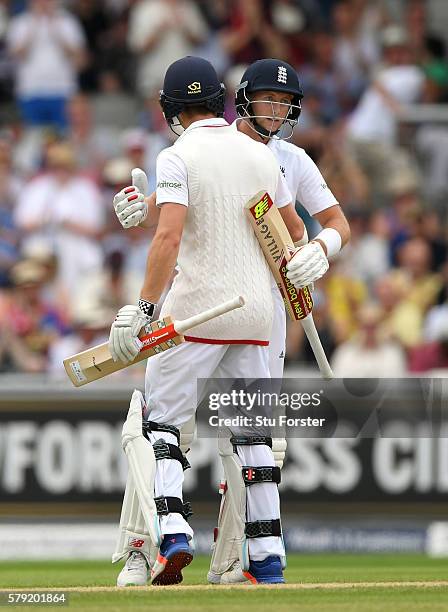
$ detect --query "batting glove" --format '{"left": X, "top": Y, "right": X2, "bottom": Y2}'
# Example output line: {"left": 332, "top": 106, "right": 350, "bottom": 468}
{"left": 286, "top": 241, "right": 329, "bottom": 288}
{"left": 113, "top": 168, "right": 149, "bottom": 229}
{"left": 109, "top": 305, "right": 149, "bottom": 363}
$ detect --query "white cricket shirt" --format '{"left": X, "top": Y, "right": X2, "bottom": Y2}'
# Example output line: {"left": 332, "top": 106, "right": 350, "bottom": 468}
{"left": 156, "top": 118, "right": 291, "bottom": 208}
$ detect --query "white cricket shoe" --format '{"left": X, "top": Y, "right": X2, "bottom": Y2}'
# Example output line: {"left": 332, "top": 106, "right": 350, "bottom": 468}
{"left": 207, "top": 569, "right": 222, "bottom": 584}
{"left": 211, "top": 561, "right": 251, "bottom": 585}
{"left": 117, "top": 551, "right": 149, "bottom": 586}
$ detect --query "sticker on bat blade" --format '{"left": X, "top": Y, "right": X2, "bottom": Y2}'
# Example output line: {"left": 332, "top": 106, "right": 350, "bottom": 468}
{"left": 249, "top": 192, "right": 273, "bottom": 220}
{"left": 139, "top": 323, "right": 177, "bottom": 352}
{"left": 69, "top": 360, "right": 87, "bottom": 383}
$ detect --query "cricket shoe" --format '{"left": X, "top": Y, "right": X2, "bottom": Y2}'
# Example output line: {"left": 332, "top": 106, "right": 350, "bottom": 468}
{"left": 151, "top": 533, "right": 193, "bottom": 586}
{"left": 241, "top": 555, "right": 285, "bottom": 584}
{"left": 209, "top": 561, "right": 250, "bottom": 585}
{"left": 116, "top": 551, "right": 149, "bottom": 586}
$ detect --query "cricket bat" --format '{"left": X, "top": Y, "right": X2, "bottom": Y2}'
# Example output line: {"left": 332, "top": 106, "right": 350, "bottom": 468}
{"left": 245, "top": 191, "right": 334, "bottom": 379}
{"left": 64, "top": 296, "right": 245, "bottom": 387}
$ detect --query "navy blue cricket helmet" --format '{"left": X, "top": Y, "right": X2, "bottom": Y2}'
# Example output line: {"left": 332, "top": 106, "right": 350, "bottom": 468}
{"left": 235, "top": 58, "right": 303, "bottom": 138}
{"left": 160, "top": 56, "right": 226, "bottom": 129}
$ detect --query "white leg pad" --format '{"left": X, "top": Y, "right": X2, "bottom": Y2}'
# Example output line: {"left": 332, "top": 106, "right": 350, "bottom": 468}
{"left": 112, "top": 472, "right": 157, "bottom": 567}
{"left": 209, "top": 437, "right": 249, "bottom": 575}
{"left": 121, "top": 389, "right": 161, "bottom": 548}
{"left": 209, "top": 437, "right": 287, "bottom": 580}
{"left": 179, "top": 415, "right": 195, "bottom": 454}
{"left": 272, "top": 438, "right": 287, "bottom": 469}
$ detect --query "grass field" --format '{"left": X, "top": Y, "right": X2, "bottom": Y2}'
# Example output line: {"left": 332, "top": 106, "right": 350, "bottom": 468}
{"left": 0, "top": 554, "right": 447, "bottom": 611}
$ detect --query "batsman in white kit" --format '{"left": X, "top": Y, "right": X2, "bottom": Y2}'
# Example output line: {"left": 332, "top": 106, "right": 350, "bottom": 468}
{"left": 110, "top": 56, "right": 295, "bottom": 586}
{"left": 112, "top": 57, "right": 350, "bottom": 586}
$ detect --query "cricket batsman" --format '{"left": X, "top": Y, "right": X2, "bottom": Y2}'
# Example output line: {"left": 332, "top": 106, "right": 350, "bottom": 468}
{"left": 109, "top": 56, "right": 295, "bottom": 586}
{"left": 111, "top": 58, "right": 350, "bottom": 586}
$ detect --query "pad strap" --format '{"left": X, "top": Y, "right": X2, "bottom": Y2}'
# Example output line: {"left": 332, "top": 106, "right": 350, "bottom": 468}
{"left": 153, "top": 439, "right": 191, "bottom": 471}
{"left": 154, "top": 496, "right": 193, "bottom": 520}
{"left": 142, "top": 421, "right": 180, "bottom": 445}
{"left": 245, "top": 519, "right": 281, "bottom": 538}
{"left": 230, "top": 436, "right": 272, "bottom": 449}
{"left": 242, "top": 465, "right": 281, "bottom": 486}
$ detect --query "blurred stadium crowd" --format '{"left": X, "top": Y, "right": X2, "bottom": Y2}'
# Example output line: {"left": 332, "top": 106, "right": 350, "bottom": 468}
{"left": 0, "top": 0, "right": 448, "bottom": 377}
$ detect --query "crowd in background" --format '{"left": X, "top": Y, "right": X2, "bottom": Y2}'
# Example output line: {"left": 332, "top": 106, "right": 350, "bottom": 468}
{"left": 0, "top": 0, "right": 448, "bottom": 377}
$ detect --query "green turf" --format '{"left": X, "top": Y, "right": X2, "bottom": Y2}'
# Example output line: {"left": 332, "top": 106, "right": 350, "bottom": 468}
{"left": 0, "top": 555, "right": 447, "bottom": 611}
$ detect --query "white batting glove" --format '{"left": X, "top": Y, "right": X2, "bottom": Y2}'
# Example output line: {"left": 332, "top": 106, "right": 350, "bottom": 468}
{"left": 113, "top": 168, "right": 149, "bottom": 229}
{"left": 286, "top": 241, "right": 329, "bottom": 288}
{"left": 109, "top": 305, "right": 149, "bottom": 363}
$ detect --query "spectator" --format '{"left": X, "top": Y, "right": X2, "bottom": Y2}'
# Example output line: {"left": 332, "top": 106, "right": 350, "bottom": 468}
{"left": 218, "top": 0, "right": 286, "bottom": 67}
{"left": 299, "top": 30, "right": 347, "bottom": 125}
{"left": 393, "top": 237, "right": 442, "bottom": 312}
{"left": 14, "top": 141, "right": 105, "bottom": 311}
{"left": 48, "top": 302, "right": 112, "bottom": 375}
{"left": 334, "top": 209, "right": 390, "bottom": 289}
{"left": 375, "top": 238, "right": 442, "bottom": 350}
{"left": 415, "top": 36, "right": 448, "bottom": 207}
{"left": 70, "top": 0, "right": 110, "bottom": 91}
{"left": 73, "top": 249, "right": 142, "bottom": 320}
{"left": 332, "top": 304, "right": 407, "bottom": 377}
{"left": 268, "top": 0, "right": 309, "bottom": 66}
{"left": 332, "top": 0, "right": 379, "bottom": 97}
{"left": 66, "top": 93, "right": 121, "bottom": 177}
{"left": 321, "top": 259, "right": 368, "bottom": 344}
{"left": 0, "top": 0, "right": 13, "bottom": 104}
{"left": 120, "top": 128, "right": 166, "bottom": 193}
{"left": 408, "top": 323, "right": 448, "bottom": 373}
{"left": 128, "top": 0, "right": 208, "bottom": 97}
{"left": 7, "top": 0, "right": 87, "bottom": 130}
{"left": 405, "top": 0, "right": 427, "bottom": 63}
{"left": 0, "top": 0, "right": 447, "bottom": 376}
{"left": 318, "top": 126, "right": 370, "bottom": 208}
{"left": 375, "top": 272, "right": 423, "bottom": 349}
{"left": 0, "top": 258, "right": 67, "bottom": 372}
{"left": 91, "top": 70, "right": 139, "bottom": 130}
{"left": 0, "top": 135, "right": 22, "bottom": 286}
{"left": 346, "top": 25, "right": 425, "bottom": 203}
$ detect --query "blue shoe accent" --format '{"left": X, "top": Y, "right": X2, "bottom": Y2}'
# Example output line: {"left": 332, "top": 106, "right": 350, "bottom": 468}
{"left": 151, "top": 534, "right": 193, "bottom": 586}
{"left": 247, "top": 555, "right": 285, "bottom": 584}
{"left": 160, "top": 533, "right": 192, "bottom": 559}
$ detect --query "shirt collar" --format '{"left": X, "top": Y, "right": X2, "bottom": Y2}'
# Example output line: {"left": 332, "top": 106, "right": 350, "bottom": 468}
{"left": 181, "top": 117, "right": 229, "bottom": 136}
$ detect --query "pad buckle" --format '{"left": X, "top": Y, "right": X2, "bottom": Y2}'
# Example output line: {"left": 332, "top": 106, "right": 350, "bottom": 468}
{"left": 245, "top": 518, "right": 281, "bottom": 538}
{"left": 153, "top": 440, "right": 191, "bottom": 471}
{"left": 154, "top": 496, "right": 193, "bottom": 520}
{"left": 242, "top": 466, "right": 281, "bottom": 486}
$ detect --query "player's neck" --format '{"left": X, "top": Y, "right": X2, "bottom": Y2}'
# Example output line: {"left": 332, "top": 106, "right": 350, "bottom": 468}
{"left": 237, "top": 119, "right": 269, "bottom": 145}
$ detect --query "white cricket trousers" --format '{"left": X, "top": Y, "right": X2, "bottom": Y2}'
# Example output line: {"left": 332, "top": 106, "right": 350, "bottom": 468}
{"left": 144, "top": 340, "right": 284, "bottom": 561}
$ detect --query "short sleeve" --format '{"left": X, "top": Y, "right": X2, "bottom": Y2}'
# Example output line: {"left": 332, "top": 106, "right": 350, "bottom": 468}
{"left": 296, "top": 152, "right": 338, "bottom": 215}
{"left": 60, "top": 14, "right": 86, "bottom": 48}
{"left": 274, "top": 170, "right": 292, "bottom": 209}
{"left": 156, "top": 149, "right": 189, "bottom": 207}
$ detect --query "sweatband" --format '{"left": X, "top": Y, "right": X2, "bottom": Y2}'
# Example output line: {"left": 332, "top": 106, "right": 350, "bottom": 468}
{"left": 315, "top": 227, "right": 342, "bottom": 258}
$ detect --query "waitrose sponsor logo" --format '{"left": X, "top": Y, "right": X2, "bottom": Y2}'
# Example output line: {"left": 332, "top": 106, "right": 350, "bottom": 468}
{"left": 157, "top": 180, "right": 182, "bottom": 189}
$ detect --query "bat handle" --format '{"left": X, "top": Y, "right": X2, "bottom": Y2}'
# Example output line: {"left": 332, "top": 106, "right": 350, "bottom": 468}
{"left": 174, "top": 296, "right": 245, "bottom": 335}
{"left": 301, "top": 314, "right": 334, "bottom": 380}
